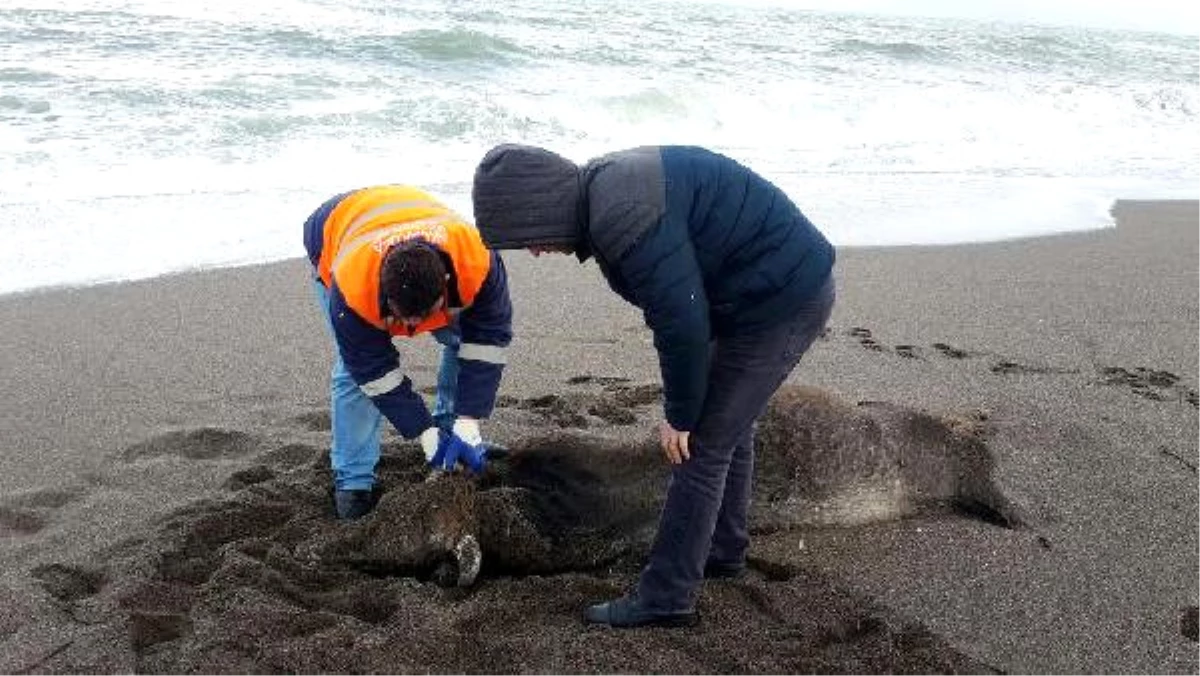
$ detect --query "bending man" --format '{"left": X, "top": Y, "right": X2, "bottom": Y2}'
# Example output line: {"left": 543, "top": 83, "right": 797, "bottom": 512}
{"left": 304, "top": 184, "right": 512, "bottom": 520}
{"left": 472, "top": 145, "right": 835, "bottom": 627}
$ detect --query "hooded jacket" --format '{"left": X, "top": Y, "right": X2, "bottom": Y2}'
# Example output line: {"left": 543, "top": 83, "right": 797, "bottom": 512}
{"left": 473, "top": 145, "right": 834, "bottom": 431}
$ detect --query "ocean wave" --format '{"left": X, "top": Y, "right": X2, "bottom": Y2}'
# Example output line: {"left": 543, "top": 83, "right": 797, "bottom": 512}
{"left": 830, "top": 38, "right": 944, "bottom": 62}
{"left": 395, "top": 27, "right": 529, "bottom": 64}
{"left": 0, "top": 67, "right": 58, "bottom": 84}
{"left": 0, "top": 94, "right": 50, "bottom": 115}
{"left": 212, "top": 96, "right": 563, "bottom": 146}
{"left": 597, "top": 88, "right": 691, "bottom": 123}
{"left": 213, "top": 24, "right": 531, "bottom": 71}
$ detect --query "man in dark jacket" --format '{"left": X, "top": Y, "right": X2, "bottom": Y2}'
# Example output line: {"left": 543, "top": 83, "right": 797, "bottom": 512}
{"left": 471, "top": 144, "right": 836, "bottom": 627}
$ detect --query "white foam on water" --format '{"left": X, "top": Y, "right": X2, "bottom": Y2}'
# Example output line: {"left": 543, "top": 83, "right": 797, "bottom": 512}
{"left": 0, "top": 0, "right": 1194, "bottom": 295}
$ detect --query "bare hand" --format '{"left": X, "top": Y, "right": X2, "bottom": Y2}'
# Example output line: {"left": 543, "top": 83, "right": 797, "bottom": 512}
{"left": 658, "top": 421, "right": 691, "bottom": 465}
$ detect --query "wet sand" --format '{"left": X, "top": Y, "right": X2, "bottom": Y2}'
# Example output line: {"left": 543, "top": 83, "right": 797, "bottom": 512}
{"left": 0, "top": 200, "right": 1195, "bottom": 673}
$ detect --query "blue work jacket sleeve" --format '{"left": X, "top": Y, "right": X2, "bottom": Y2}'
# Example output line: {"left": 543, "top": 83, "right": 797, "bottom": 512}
{"left": 454, "top": 251, "right": 513, "bottom": 418}
{"left": 328, "top": 282, "right": 434, "bottom": 438}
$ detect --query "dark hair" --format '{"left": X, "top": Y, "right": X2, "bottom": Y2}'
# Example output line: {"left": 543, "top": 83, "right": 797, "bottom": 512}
{"left": 380, "top": 241, "right": 447, "bottom": 318}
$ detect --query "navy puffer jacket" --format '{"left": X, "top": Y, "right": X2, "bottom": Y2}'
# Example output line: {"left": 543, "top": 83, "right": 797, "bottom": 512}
{"left": 473, "top": 145, "right": 834, "bottom": 431}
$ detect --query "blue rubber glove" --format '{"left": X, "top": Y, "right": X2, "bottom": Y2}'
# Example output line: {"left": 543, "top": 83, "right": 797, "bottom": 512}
{"left": 429, "top": 419, "right": 487, "bottom": 474}
{"left": 428, "top": 429, "right": 456, "bottom": 472}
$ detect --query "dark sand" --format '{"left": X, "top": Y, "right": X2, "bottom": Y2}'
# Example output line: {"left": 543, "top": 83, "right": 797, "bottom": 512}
{"left": 0, "top": 200, "right": 1195, "bottom": 674}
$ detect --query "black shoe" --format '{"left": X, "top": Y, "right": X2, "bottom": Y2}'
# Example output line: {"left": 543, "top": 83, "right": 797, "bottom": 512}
{"left": 334, "top": 489, "right": 376, "bottom": 520}
{"left": 703, "top": 560, "right": 746, "bottom": 580}
{"left": 584, "top": 595, "right": 699, "bottom": 628}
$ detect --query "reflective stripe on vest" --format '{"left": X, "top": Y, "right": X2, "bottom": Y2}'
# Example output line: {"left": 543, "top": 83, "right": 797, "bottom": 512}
{"left": 459, "top": 342, "right": 508, "bottom": 365}
{"left": 330, "top": 213, "right": 455, "bottom": 275}
{"left": 340, "top": 200, "right": 443, "bottom": 249}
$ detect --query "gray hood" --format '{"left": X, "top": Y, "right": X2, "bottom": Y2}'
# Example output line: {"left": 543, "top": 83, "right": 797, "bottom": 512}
{"left": 471, "top": 144, "right": 585, "bottom": 254}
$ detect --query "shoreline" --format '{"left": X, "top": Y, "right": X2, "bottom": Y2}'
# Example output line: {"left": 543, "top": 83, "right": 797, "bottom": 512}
{"left": 3, "top": 198, "right": 1195, "bottom": 303}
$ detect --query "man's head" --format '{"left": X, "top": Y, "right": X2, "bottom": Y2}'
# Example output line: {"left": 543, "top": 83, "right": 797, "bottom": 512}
{"left": 472, "top": 144, "right": 583, "bottom": 256}
{"left": 380, "top": 241, "right": 448, "bottom": 331}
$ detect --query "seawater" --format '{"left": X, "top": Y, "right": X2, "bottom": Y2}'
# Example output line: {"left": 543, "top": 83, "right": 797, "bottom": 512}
{"left": 1, "top": 0, "right": 1196, "bottom": 294}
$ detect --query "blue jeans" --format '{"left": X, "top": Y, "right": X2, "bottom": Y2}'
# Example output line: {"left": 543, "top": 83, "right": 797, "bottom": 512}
{"left": 635, "top": 276, "right": 836, "bottom": 612}
{"left": 311, "top": 279, "right": 459, "bottom": 490}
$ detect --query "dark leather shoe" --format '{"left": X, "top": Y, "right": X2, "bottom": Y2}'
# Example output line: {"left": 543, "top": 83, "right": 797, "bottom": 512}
{"left": 584, "top": 595, "right": 698, "bottom": 628}
{"left": 703, "top": 560, "right": 746, "bottom": 580}
{"left": 334, "top": 489, "right": 376, "bottom": 520}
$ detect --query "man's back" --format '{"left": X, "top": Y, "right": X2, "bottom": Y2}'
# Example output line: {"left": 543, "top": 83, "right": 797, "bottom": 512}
{"left": 583, "top": 145, "right": 835, "bottom": 336}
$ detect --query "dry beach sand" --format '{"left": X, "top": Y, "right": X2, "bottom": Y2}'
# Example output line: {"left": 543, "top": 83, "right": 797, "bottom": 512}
{"left": 0, "top": 200, "right": 1196, "bottom": 674}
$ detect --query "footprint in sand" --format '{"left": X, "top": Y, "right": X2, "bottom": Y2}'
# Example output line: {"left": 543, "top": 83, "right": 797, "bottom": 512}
{"left": 843, "top": 328, "right": 929, "bottom": 359}
{"left": 259, "top": 442, "right": 324, "bottom": 469}
{"left": 515, "top": 393, "right": 591, "bottom": 428}
{"left": 116, "top": 579, "right": 198, "bottom": 653}
{"left": 1097, "top": 366, "right": 1198, "bottom": 407}
{"left": 932, "top": 342, "right": 971, "bottom": 359}
{"left": 845, "top": 328, "right": 1068, "bottom": 375}
{"left": 31, "top": 563, "right": 106, "bottom": 603}
{"left": 1182, "top": 605, "right": 1199, "bottom": 642}
{"left": 222, "top": 442, "right": 327, "bottom": 491}
{"left": 0, "top": 485, "right": 89, "bottom": 537}
{"left": 508, "top": 379, "right": 663, "bottom": 429}
{"left": 847, "top": 327, "right": 885, "bottom": 352}
{"left": 290, "top": 409, "right": 331, "bottom": 432}
{"left": 122, "top": 427, "right": 260, "bottom": 462}
{"left": 990, "top": 360, "right": 1078, "bottom": 376}
{"left": 566, "top": 374, "right": 630, "bottom": 386}
{"left": 222, "top": 465, "right": 275, "bottom": 491}
{"left": 0, "top": 507, "right": 46, "bottom": 536}
{"left": 6, "top": 486, "right": 87, "bottom": 510}
{"left": 586, "top": 399, "right": 638, "bottom": 425}
{"left": 842, "top": 328, "right": 1155, "bottom": 397}
{"left": 604, "top": 382, "right": 662, "bottom": 407}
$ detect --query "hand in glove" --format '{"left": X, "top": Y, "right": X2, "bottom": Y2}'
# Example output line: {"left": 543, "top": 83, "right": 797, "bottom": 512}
{"left": 420, "top": 427, "right": 444, "bottom": 463}
{"left": 429, "top": 418, "right": 488, "bottom": 474}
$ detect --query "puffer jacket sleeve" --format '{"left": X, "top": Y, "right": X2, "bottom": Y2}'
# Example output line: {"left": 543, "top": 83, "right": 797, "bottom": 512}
{"left": 454, "top": 251, "right": 513, "bottom": 418}
{"left": 328, "top": 281, "right": 434, "bottom": 438}
{"left": 599, "top": 213, "right": 710, "bottom": 431}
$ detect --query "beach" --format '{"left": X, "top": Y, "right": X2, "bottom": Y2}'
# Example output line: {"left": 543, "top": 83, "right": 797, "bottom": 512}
{"left": 0, "top": 199, "right": 1195, "bottom": 673}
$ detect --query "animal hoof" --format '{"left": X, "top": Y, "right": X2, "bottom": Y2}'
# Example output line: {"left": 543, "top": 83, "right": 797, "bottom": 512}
{"left": 454, "top": 534, "right": 481, "bottom": 587}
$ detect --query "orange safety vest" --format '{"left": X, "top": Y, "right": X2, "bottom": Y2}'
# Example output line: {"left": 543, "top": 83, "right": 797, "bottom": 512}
{"left": 320, "top": 185, "right": 492, "bottom": 337}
